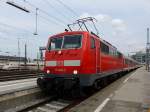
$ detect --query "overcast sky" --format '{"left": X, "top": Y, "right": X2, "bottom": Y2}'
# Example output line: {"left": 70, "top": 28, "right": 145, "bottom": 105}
{"left": 0, "top": 0, "right": 149, "bottom": 58}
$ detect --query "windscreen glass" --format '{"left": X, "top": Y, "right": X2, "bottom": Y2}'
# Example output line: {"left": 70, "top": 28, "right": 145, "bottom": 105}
{"left": 48, "top": 35, "right": 82, "bottom": 50}
{"left": 63, "top": 35, "right": 82, "bottom": 49}
{"left": 49, "top": 37, "right": 63, "bottom": 50}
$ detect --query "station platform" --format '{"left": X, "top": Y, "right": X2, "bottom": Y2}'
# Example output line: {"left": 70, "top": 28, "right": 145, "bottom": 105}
{"left": 0, "top": 78, "right": 37, "bottom": 95}
{"left": 68, "top": 67, "right": 150, "bottom": 112}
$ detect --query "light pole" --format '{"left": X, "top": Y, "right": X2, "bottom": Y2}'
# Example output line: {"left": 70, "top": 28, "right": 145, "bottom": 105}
{"left": 34, "top": 8, "right": 38, "bottom": 35}
{"left": 146, "top": 28, "right": 150, "bottom": 71}
{"left": 5, "top": 51, "right": 10, "bottom": 64}
{"left": 18, "top": 38, "right": 21, "bottom": 69}
{"left": 24, "top": 43, "right": 27, "bottom": 69}
{"left": 0, "top": 50, "right": 2, "bottom": 63}
{"left": 37, "top": 52, "right": 40, "bottom": 71}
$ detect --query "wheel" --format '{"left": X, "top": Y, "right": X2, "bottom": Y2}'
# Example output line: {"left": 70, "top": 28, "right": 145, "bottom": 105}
{"left": 37, "top": 78, "right": 46, "bottom": 90}
{"left": 93, "top": 80, "right": 101, "bottom": 90}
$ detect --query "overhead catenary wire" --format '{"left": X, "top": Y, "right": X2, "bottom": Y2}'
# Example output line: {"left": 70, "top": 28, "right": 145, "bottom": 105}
{"left": 4, "top": 0, "right": 88, "bottom": 34}
{"left": 0, "top": 22, "right": 31, "bottom": 33}
{"left": 0, "top": 9, "right": 62, "bottom": 39}
{"left": 24, "top": 0, "right": 67, "bottom": 27}
{"left": 39, "top": 9, "right": 66, "bottom": 26}
{"left": 25, "top": 7, "right": 65, "bottom": 28}
{"left": 0, "top": 1, "right": 48, "bottom": 58}
{"left": 0, "top": 22, "right": 36, "bottom": 43}
{"left": 55, "top": 0, "right": 79, "bottom": 17}
{"left": 43, "top": 0, "right": 72, "bottom": 23}
{"left": 38, "top": 14, "right": 64, "bottom": 27}
{"left": 4, "top": 0, "right": 78, "bottom": 27}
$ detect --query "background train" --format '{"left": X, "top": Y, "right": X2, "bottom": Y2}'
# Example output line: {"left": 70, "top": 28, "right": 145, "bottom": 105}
{"left": 37, "top": 30, "right": 139, "bottom": 93}
{"left": 1, "top": 62, "right": 44, "bottom": 71}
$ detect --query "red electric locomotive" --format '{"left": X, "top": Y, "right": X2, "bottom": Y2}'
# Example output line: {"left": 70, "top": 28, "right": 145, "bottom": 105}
{"left": 37, "top": 17, "right": 139, "bottom": 92}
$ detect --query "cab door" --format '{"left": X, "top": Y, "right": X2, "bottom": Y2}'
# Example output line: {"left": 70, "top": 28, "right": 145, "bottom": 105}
{"left": 89, "top": 37, "right": 96, "bottom": 73}
{"left": 96, "top": 41, "right": 100, "bottom": 73}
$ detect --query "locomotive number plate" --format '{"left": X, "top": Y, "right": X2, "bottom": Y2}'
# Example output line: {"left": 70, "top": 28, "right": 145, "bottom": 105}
{"left": 57, "top": 60, "right": 64, "bottom": 66}
{"left": 55, "top": 68, "right": 64, "bottom": 72}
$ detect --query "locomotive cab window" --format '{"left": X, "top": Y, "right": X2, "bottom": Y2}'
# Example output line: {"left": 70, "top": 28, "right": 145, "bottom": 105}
{"left": 63, "top": 35, "right": 82, "bottom": 49}
{"left": 49, "top": 35, "right": 82, "bottom": 50}
{"left": 91, "top": 37, "right": 95, "bottom": 49}
{"left": 49, "top": 37, "right": 63, "bottom": 50}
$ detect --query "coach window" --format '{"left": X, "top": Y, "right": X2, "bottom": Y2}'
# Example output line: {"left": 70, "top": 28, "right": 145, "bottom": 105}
{"left": 101, "top": 42, "right": 109, "bottom": 54}
{"left": 91, "top": 37, "right": 95, "bottom": 49}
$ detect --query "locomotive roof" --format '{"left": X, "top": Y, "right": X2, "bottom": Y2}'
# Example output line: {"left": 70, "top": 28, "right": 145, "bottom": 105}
{"left": 50, "top": 30, "right": 120, "bottom": 53}
{"left": 52, "top": 31, "right": 117, "bottom": 48}
{"left": 50, "top": 31, "right": 88, "bottom": 37}
{"left": 90, "top": 32, "right": 117, "bottom": 50}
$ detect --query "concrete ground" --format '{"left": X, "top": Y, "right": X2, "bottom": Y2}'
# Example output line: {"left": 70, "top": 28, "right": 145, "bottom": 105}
{"left": 0, "top": 78, "right": 37, "bottom": 95}
{"left": 0, "top": 78, "right": 43, "bottom": 112}
{"left": 69, "top": 67, "right": 150, "bottom": 112}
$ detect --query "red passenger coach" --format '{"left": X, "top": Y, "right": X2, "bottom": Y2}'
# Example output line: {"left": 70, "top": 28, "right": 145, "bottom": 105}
{"left": 37, "top": 17, "right": 139, "bottom": 92}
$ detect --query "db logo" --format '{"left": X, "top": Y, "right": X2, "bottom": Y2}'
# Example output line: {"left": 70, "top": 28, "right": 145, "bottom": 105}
{"left": 57, "top": 61, "right": 64, "bottom": 66}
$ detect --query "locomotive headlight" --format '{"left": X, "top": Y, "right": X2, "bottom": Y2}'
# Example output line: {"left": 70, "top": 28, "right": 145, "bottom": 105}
{"left": 73, "top": 70, "right": 78, "bottom": 75}
{"left": 47, "top": 70, "right": 50, "bottom": 74}
{"left": 58, "top": 50, "right": 62, "bottom": 54}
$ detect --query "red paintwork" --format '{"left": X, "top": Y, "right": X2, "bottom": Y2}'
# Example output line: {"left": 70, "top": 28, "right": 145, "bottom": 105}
{"left": 44, "top": 31, "right": 138, "bottom": 76}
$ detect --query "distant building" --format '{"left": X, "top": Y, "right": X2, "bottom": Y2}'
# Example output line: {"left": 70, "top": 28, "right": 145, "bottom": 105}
{"left": 0, "top": 55, "right": 43, "bottom": 64}
{"left": 131, "top": 51, "right": 150, "bottom": 64}
{"left": 0, "top": 55, "right": 26, "bottom": 63}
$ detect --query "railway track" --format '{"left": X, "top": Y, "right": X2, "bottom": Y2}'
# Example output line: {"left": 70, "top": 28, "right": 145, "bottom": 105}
{"left": 1, "top": 69, "right": 138, "bottom": 112}
{"left": 15, "top": 93, "right": 79, "bottom": 112}
{"left": 1, "top": 87, "right": 82, "bottom": 112}
{"left": 26, "top": 99, "right": 72, "bottom": 112}
{"left": 0, "top": 70, "right": 42, "bottom": 81}
{"left": 18, "top": 70, "right": 136, "bottom": 112}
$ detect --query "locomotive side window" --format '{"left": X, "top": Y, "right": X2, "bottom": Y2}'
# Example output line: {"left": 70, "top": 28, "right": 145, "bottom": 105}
{"left": 49, "top": 37, "right": 63, "bottom": 50}
{"left": 125, "top": 59, "right": 129, "bottom": 64}
{"left": 63, "top": 35, "right": 82, "bottom": 49}
{"left": 109, "top": 48, "right": 114, "bottom": 55}
{"left": 91, "top": 37, "right": 95, "bottom": 49}
{"left": 100, "top": 42, "right": 109, "bottom": 54}
{"left": 113, "top": 50, "right": 117, "bottom": 56}
{"left": 117, "top": 51, "right": 122, "bottom": 58}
